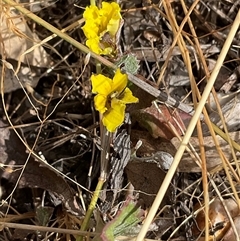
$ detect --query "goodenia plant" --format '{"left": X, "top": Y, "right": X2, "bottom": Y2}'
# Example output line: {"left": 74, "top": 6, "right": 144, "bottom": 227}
{"left": 82, "top": 1, "right": 139, "bottom": 132}
{"left": 79, "top": 2, "right": 139, "bottom": 239}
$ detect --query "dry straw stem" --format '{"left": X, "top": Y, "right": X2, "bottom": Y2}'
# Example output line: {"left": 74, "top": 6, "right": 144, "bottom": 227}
{"left": 156, "top": 0, "right": 200, "bottom": 86}
{"left": 0, "top": 222, "right": 98, "bottom": 237}
{"left": 136, "top": 8, "right": 240, "bottom": 241}
{"left": 179, "top": 0, "right": 209, "bottom": 238}
{"left": 161, "top": 0, "right": 210, "bottom": 237}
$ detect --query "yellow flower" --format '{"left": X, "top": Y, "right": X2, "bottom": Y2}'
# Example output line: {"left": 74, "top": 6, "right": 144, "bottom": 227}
{"left": 91, "top": 69, "right": 138, "bottom": 132}
{"left": 82, "top": 2, "right": 122, "bottom": 55}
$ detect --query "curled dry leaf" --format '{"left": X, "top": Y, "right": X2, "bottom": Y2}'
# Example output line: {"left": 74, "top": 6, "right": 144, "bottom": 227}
{"left": 206, "top": 59, "right": 232, "bottom": 91}
{"left": 192, "top": 198, "right": 239, "bottom": 240}
{"left": 1, "top": 10, "right": 49, "bottom": 67}
{"left": 0, "top": 10, "right": 50, "bottom": 92}
{"left": 222, "top": 216, "right": 240, "bottom": 241}
{"left": 133, "top": 104, "right": 186, "bottom": 139}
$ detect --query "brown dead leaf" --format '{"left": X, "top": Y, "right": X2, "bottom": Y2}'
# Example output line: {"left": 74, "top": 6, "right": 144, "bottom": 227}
{"left": 125, "top": 130, "right": 176, "bottom": 207}
{"left": 0, "top": 120, "right": 84, "bottom": 216}
{"left": 1, "top": 10, "right": 49, "bottom": 67}
{"left": 125, "top": 161, "right": 168, "bottom": 207}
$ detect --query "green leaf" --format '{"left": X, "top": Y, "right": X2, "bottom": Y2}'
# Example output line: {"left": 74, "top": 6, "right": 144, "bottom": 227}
{"left": 116, "top": 54, "right": 140, "bottom": 75}
{"left": 36, "top": 206, "right": 54, "bottom": 226}
{"left": 101, "top": 199, "right": 144, "bottom": 241}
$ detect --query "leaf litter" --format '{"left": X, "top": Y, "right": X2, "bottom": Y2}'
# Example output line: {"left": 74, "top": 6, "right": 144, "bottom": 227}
{"left": 0, "top": 0, "right": 240, "bottom": 240}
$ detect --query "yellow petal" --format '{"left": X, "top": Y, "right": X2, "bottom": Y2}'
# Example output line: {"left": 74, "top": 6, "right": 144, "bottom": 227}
{"left": 86, "top": 38, "right": 101, "bottom": 54}
{"left": 82, "top": 23, "right": 99, "bottom": 39}
{"left": 101, "top": 47, "right": 113, "bottom": 55}
{"left": 83, "top": 5, "right": 99, "bottom": 20}
{"left": 99, "top": 2, "right": 121, "bottom": 36}
{"left": 102, "top": 98, "right": 125, "bottom": 132}
{"left": 119, "top": 88, "right": 139, "bottom": 104}
{"left": 112, "top": 69, "right": 127, "bottom": 93}
{"left": 94, "top": 94, "right": 107, "bottom": 113}
{"left": 106, "top": 3, "right": 121, "bottom": 36}
{"left": 82, "top": 6, "right": 101, "bottom": 38}
{"left": 98, "top": 2, "right": 111, "bottom": 32}
{"left": 107, "top": 18, "right": 121, "bottom": 37}
{"left": 91, "top": 73, "right": 112, "bottom": 95}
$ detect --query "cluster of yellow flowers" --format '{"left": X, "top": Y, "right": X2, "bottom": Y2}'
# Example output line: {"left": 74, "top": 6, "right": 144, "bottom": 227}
{"left": 82, "top": 2, "right": 138, "bottom": 132}
{"left": 82, "top": 2, "right": 122, "bottom": 56}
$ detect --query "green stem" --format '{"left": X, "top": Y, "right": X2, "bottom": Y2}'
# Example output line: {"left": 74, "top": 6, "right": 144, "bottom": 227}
{"left": 96, "top": 62, "right": 102, "bottom": 75}
{"left": 77, "top": 127, "right": 111, "bottom": 240}
{"left": 77, "top": 177, "right": 105, "bottom": 241}
{"left": 2, "top": 0, "right": 116, "bottom": 71}
{"left": 90, "top": 0, "right": 96, "bottom": 6}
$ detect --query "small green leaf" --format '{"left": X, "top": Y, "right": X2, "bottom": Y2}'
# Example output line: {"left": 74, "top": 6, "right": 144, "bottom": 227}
{"left": 116, "top": 54, "right": 140, "bottom": 75}
{"left": 101, "top": 199, "right": 144, "bottom": 241}
{"left": 36, "top": 206, "right": 54, "bottom": 226}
